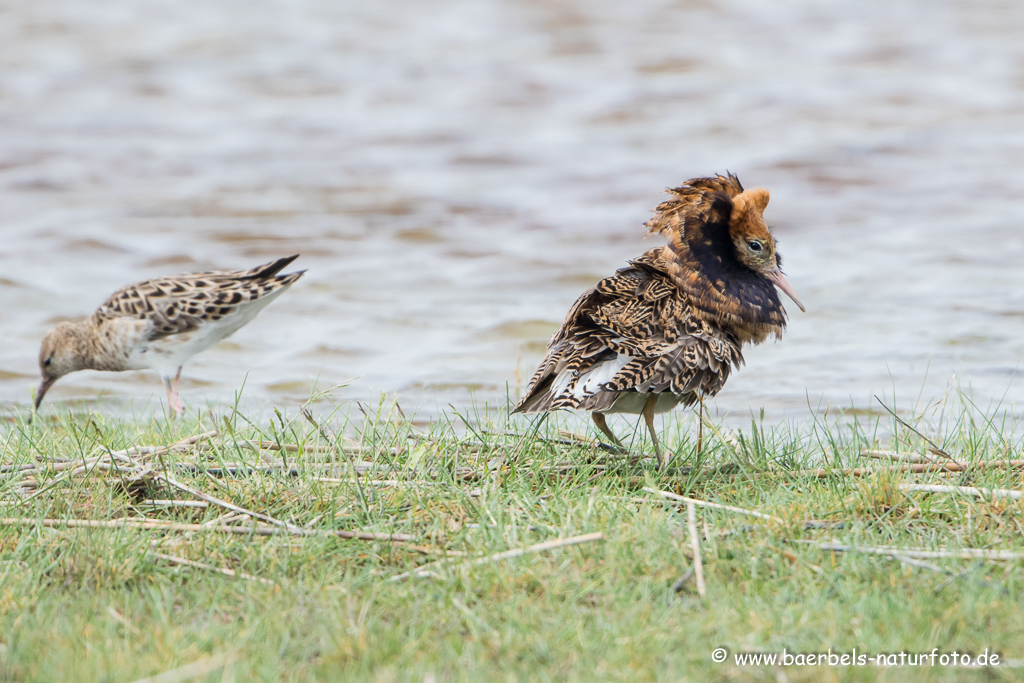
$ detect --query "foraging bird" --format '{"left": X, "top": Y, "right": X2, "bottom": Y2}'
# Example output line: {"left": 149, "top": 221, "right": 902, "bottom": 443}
{"left": 35, "top": 255, "right": 305, "bottom": 416}
{"left": 513, "top": 174, "right": 803, "bottom": 467}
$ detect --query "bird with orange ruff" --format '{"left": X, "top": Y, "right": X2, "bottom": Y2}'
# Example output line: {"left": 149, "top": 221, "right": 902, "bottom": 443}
{"left": 513, "top": 174, "right": 804, "bottom": 467}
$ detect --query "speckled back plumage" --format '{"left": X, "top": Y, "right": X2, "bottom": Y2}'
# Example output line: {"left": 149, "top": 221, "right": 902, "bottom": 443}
{"left": 34, "top": 254, "right": 306, "bottom": 415}
{"left": 94, "top": 255, "right": 304, "bottom": 339}
{"left": 514, "top": 174, "right": 795, "bottom": 417}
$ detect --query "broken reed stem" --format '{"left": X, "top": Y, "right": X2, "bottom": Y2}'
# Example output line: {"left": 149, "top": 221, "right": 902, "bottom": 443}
{"left": 110, "top": 430, "right": 218, "bottom": 462}
{"left": 785, "top": 459, "right": 1024, "bottom": 478}
{"left": 780, "top": 547, "right": 823, "bottom": 574}
{"left": 873, "top": 395, "right": 954, "bottom": 461}
{"left": 6, "top": 430, "right": 219, "bottom": 481}
{"left": 860, "top": 450, "right": 944, "bottom": 465}
{"left": 14, "top": 451, "right": 123, "bottom": 502}
{"left": 230, "top": 439, "right": 332, "bottom": 453}
{"left": 152, "top": 471, "right": 305, "bottom": 533}
{"left": 313, "top": 477, "right": 443, "bottom": 487}
{"left": 686, "top": 502, "right": 706, "bottom": 599}
{"left": 899, "top": 483, "right": 1024, "bottom": 500}
{"left": 151, "top": 551, "right": 275, "bottom": 585}
{"left": 642, "top": 487, "right": 781, "bottom": 522}
{"left": 169, "top": 430, "right": 219, "bottom": 448}
{"left": 141, "top": 500, "right": 209, "bottom": 508}
{"left": 798, "top": 540, "right": 1024, "bottom": 561}
{"left": 200, "top": 512, "right": 249, "bottom": 528}
{"left": 556, "top": 430, "right": 598, "bottom": 447}
{"left": 888, "top": 554, "right": 950, "bottom": 575}
{"left": 390, "top": 531, "right": 605, "bottom": 582}
{"left": 303, "top": 408, "right": 372, "bottom": 507}
{"left": 0, "top": 517, "right": 415, "bottom": 542}
{"left": 128, "top": 651, "right": 239, "bottom": 683}
{"left": 0, "top": 463, "right": 40, "bottom": 474}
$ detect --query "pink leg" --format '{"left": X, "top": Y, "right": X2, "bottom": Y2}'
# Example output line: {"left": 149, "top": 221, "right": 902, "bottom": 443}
{"left": 643, "top": 395, "right": 665, "bottom": 469}
{"left": 163, "top": 370, "right": 185, "bottom": 417}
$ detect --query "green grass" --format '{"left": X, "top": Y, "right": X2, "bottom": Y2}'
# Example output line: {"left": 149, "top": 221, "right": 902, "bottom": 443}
{"left": 2, "top": 392, "right": 1024, "bottom": 682}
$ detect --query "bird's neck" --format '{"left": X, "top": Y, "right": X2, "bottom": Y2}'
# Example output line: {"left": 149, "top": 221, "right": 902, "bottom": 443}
{"left": 659, "top": 240, "right": 787, "bottom": 343}
{"left": 68, "top": 318, "right": 130, "bottom": 372}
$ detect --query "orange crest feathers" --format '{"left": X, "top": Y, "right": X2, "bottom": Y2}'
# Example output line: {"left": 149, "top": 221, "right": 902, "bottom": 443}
{"left": 730, "top": 187, "right": 769, "bottom": 220}
{"left": 729, "top": 187, "right": 771, "bottom": 237}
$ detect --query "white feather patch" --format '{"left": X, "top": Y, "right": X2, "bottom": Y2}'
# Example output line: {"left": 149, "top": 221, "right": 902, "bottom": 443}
{"left": 570, "top": 353, "right": 633, "bottom": 399}
{"left": 549, "top": 359, "right": 574, "bottom": 399}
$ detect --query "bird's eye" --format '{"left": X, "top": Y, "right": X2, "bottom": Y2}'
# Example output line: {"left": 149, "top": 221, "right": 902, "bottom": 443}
{"left": 748, "top": 241, "right": 763, "bottom": 252}
{"left": 44, "top": 358, "right": 52, "bottom": 367}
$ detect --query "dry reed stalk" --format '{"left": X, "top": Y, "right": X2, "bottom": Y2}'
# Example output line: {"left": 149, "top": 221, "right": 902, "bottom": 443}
{"left": 13, "top": 431, "right": 219, "bottom": 494}
{"left": 113, "top": 431, "right": 219, "bottom": 461}
{"left": 128, "top": 651, "right": 238, "bottom": 683}
{"left": 785, "top": 460, "right": 1024, "bottom": 478}
{"left": 686, "top": 502, "right": 706, "bottom": 598}
{"left": 140, "top": 500, "right": 209, "bottom": 508}
{"left": 0, "top": 463, "right": 39, "bottom": 474}
{"left": 228, "top": 440, "right": 332, "bottom": 453}
{"left": 390, "top": 531, "right": 605, "bottom": 582}
{"left": 200, "top": 512, "right": 249, "bottom": 528}
{"left": 642, "top": 487, "right": 781, "bottom": 522}
{"left": 168, "top": 430, "right": 219, "bottom": 449}
{"left": 0, "top": 516, "right": 415, "bottom": 542}
{"left": 151, "top": 471, "right": 304, "bottom": 533}
{"left": 556, "top": 430, "right": 598, "bottom": 446}
{"left": 38, "top": 455, "right": 110, "bottom": 474}
{"left": 536, "top": 463, "right": 612, "bottom": 473}
{"left": 899, "top": 483, "right": 1024, "bottom": 500}
{"left": 312, "top": 477, "right": 442, "bottom": 487}
{"left": 779, "top": 548, "right": 822, "bottom": 574}
{"left": 151, "top": 551, "right": 275, "bottom": 585}
{"left": 888, "top": 554, "right": 949, "bottom": 575}
{"left": 106, "top": 606, "right": 139, "bottom": 634}
{"left": 873, "top": 396, "right": 954, "bottom": 461}
{"left": 860, "top": 450, "right": 947, "bottom": 465}
{"left": 798, "top": 539, "right": 1024, "bottom": 561}
{"left": 8, "top": 452, "right": 117, "bottom": 480}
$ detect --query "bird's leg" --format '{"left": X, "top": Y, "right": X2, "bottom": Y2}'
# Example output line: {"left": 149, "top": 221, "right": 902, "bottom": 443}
{"left": 696, "top": 392, "right": 705, "bottom": 458}
{"left": 591, "top": 412, "right": 626, "bottom": 452}
{"left": 163, "top": 373, "right": 185, "bottom": 417}
{"left": 642, "top": 395, "right": 665, "bottom": 469}
{"left": 162, "top": 376, "right": 175, "bottom": 416}
{"left": 172, "top": 367, "right": 185, "bottom": 415}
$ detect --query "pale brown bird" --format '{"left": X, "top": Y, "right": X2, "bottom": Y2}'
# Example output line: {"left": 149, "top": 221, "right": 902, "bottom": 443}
{"left": 35, "top": 255, "right": 304, "bottom": 416}
{"left": 512, "top": 174, "right": 803, "bottom": 467}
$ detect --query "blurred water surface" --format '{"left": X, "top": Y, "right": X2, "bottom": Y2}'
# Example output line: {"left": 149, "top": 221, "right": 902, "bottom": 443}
{"left": 2, "top": 0, "right": 1024, "bottom": 424}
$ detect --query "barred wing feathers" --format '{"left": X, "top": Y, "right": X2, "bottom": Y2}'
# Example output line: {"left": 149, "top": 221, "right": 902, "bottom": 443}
{"left": 92, "top": 255, "right": 304, "bottom": 340}
{"left": 513, "top": 249, "right": 742, "bottom": 414}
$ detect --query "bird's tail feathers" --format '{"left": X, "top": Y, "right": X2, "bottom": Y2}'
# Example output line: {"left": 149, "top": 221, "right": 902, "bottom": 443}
{"left": 244, "top": 254, "right": 301, "bottom": 280}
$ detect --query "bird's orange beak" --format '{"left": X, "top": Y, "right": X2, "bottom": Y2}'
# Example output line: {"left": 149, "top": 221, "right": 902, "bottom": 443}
{"left": 767, "top": 268, "right": 805, "bottom": 313}
{"left": 34, "top": 377, "right": 55, "bottom": 411}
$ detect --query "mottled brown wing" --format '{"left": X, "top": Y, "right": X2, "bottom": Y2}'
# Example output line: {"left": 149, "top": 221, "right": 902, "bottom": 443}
{"left": 513, "top": 249, "right": 741, "bottom": 414}
{"left": 92, "top": 255, "right": 304, "bottom": 340}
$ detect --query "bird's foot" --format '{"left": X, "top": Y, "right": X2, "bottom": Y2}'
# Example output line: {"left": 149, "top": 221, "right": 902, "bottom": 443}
{"left": 168, "top": 392, "right": 186, "bottom": 417}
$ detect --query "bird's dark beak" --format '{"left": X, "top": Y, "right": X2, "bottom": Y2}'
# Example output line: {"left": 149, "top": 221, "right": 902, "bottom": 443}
{"left": 34, "top": 377, "right": 55, "bottom": 411}
{"left": 766, "top": 268, "right": 805, "bottom": 313}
